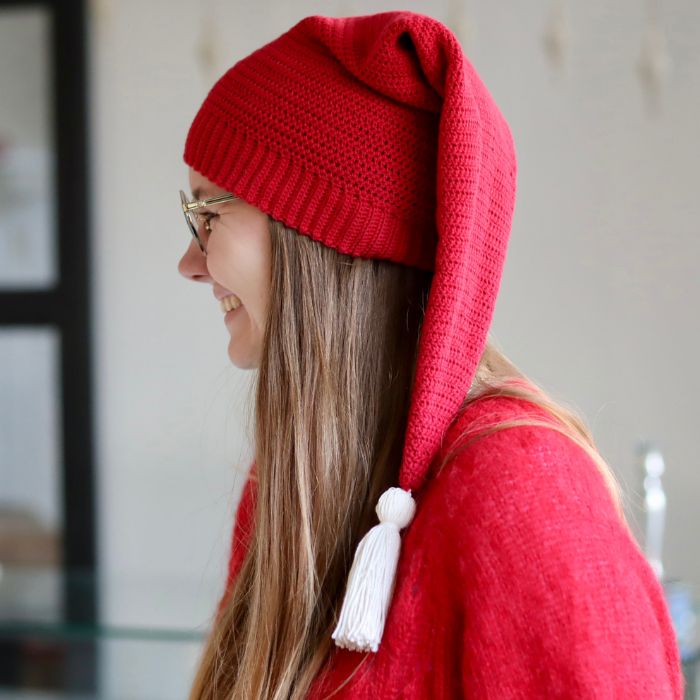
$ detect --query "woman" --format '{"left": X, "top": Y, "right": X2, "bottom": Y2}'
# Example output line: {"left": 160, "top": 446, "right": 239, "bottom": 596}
{"left": 177, "top": 11, "right": 684, "bottom": 700}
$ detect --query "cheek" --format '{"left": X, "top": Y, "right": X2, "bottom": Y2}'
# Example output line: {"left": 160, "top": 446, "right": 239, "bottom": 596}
{"left": 207, "top": 230, "right": 270, "bottom": 317}
{"left": 206, "top": 226, "right": 247, "bottom": 276}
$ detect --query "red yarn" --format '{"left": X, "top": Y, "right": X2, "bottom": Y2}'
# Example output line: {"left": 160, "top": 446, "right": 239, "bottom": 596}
{"left": 184, "top": 11, "right": 517, "bottom": 496}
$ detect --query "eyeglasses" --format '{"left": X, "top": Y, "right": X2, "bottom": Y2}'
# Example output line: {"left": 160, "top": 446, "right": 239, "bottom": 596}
{"left": 179, "top": 189, "right": 237, "bottom": 255}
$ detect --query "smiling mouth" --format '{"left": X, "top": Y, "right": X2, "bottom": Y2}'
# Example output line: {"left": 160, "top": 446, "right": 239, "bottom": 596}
{"left": 224, "top": 304, "right": 244, "bottom": 323}
{"left": 219, "top": 294, "right": 242, "bottom": 313}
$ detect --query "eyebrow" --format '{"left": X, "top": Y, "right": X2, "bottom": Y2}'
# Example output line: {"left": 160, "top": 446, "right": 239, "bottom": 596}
{"left": 191, "top": 186, "right": 209, "bottom": 200}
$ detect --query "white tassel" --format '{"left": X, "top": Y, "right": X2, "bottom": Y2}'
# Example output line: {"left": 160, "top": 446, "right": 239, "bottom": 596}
{"left": 331, "top": 486, "right": 417, "bottom": 652}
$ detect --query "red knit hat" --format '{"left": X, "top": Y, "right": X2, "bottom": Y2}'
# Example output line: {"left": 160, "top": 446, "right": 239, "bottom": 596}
{"left": 184, "top": 10, "right": 517, "bottom": 653}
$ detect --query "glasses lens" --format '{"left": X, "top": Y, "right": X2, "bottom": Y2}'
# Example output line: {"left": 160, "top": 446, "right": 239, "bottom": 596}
{"left": 180, "top": 190, "right": 207, "bottom": 254}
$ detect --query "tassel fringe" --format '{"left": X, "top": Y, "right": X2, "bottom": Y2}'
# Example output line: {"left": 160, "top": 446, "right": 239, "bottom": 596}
{"left": 331, "top": 487, "right": 417, "bottom": 652}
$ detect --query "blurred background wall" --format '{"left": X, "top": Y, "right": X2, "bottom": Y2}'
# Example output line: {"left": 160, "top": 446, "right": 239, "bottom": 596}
{"left": 1, "top": 0, "right": 698, "bottom": 696}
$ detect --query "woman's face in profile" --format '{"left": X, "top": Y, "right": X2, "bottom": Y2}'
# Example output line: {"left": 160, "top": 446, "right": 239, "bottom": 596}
{"left": 178, "top": 167, "right": 272, "bottom": 369}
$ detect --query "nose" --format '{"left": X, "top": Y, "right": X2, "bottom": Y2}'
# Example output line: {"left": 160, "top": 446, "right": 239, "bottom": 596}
{"left": 178, "top": 237, "right": 210, "bottom": 283}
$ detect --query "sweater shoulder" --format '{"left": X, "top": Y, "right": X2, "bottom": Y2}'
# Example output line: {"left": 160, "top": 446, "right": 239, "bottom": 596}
{"left": 411, "top": 393, "right": 638, "bottom": 593}
{"left": 420, "top": 394, "right": 621, "bottom": 529}
{"left": 409, "top": 396, "right": 684, "bottom": 698}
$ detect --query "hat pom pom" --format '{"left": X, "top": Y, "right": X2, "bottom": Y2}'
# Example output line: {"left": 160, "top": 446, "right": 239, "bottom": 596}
{"left": 331, "top": 486, "right": 416, "bottom": 652}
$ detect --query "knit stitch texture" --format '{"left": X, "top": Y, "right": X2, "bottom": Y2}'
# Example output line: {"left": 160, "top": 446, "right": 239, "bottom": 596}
{"left": 184, "top": 11, "right": 517, "bottom": 497}
{"left": 219, "top": 396, "right": 684, "bottom": 698}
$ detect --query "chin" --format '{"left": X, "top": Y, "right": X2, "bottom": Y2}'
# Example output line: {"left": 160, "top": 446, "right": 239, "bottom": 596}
{"left": 227, "top": 344, "right": 259, "bottom": 370}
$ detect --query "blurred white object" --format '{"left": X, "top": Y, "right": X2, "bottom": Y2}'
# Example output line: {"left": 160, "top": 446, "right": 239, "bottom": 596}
{"left": 638, "top": 440, "right": 666, "bottom": 580}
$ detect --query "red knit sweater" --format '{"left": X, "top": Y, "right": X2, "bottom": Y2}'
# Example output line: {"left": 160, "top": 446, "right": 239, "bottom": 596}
{"left": 220, "top": 396, "right": 684, "bottom": 698}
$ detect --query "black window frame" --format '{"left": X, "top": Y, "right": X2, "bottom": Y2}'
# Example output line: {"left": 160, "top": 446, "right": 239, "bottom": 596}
{"left": 0, "top": 0, "right": 97, "bottom": 691}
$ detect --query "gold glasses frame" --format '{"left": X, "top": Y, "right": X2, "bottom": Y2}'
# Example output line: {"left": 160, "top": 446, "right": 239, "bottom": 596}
{"left": 179, "top": 190, "right": 237, "bottom": 255}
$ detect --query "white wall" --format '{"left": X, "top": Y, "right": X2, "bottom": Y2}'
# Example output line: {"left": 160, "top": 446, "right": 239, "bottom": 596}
{"left": 87, "top": 0, "right": 699, "bottom": 696}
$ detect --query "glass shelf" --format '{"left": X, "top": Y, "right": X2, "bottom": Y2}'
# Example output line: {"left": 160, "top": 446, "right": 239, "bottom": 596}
{"left": 0, "top": 564, "right": 210, "bottom": 642}
{"left": 0, "top": 564, "right": 213, "bottom": 698}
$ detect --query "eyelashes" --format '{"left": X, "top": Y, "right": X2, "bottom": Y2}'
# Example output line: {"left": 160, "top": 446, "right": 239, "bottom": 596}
{"left": 197, "top": 212, "right": 218, "bottom": 229}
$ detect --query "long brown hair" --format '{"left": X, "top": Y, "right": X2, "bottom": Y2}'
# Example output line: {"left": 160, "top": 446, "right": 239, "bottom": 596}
{"left": 188, "top": 215, "right": 628, "bottom": 699}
